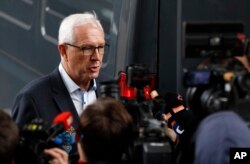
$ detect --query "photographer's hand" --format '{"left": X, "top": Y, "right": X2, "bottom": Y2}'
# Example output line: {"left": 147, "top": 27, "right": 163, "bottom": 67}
{"left": 163, "top": 123, "right": 178, "bottom": 144}
{"left": 44, "top": 148, "right": 69, "bottom": 164}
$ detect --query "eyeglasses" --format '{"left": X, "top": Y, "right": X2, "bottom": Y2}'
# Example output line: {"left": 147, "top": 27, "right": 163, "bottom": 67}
{"left": 65, "top": 43, "right": 109, "bottom": 56}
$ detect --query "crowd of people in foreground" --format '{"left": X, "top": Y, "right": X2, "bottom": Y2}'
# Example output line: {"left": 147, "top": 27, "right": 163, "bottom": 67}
{"left": 1, "top": 97, "right": 134, "bottom": 164}
{"left": 2, "top": 95, "right": 250, "bottom": 164}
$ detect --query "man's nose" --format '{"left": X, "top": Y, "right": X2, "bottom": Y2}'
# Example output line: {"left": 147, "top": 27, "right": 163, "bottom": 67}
{"left": 91, "top": 48, "right": 101, "bottom": 60}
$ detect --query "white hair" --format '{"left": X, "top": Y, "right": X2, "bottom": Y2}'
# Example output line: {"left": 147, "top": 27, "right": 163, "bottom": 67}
{"left": 58, "top": 12, "right": 104, "bottom": 44}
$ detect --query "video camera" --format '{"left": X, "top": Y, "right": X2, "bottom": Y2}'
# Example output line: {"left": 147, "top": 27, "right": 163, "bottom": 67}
{"left": 100, "top": 64, "right": 173, "bottom": 164}
{"left": 182, "top": 22, "right": 250, "bottom": 116}
{"left": 15, "top": 112, "right": 78, "bottom": 164}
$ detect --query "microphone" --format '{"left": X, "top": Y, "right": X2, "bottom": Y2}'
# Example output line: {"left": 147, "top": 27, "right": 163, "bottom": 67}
{"left": 47, "top": 112, "right": 73, "bottom": 142}
{"left": 49, "top": 112, "right": 73, "bottom": 138}
{"left": 53, "top": 112, "right": 72, "bottom": 130}
{"left": 150, "top": 90, "right": 192, "bottom": 136}
{"left": 47, "top": 112, "right": 80, "bottom": 163}
{"left": 164, "top": 92, "right": 194, "bottom": 135}
{"left": 47, "top": 111, "right": 79, "bottom": 155}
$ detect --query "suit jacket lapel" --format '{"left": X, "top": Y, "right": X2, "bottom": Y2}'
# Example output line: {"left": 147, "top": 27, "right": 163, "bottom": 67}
{"left": 49, "top": 69, "right": 79, "bottom": 128}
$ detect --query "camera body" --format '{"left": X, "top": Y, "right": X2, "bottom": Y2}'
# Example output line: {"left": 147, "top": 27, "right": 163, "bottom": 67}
{"left": 15, "top": 118, "right": 59, "bottom": 164}
{"left": 15, "top": 115, "right": 78, "bottom": 164}
{"left": 182, "top": 22, "right": 250, "bottom": 116}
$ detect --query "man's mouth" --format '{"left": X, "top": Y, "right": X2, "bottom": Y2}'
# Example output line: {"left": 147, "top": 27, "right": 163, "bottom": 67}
{"left": 89, "top": 66, "right": 99, "bottom": 72}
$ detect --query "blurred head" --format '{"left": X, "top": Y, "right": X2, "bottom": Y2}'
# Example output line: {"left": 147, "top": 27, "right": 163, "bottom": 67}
{"left": 78, "top": 97, "right": 133, "bottom": 162}
{"left": 58, "top": 12, "right": 106, "bottom": 89}
{"left": 0, "top": 110, "right": 19, "bottom": 164}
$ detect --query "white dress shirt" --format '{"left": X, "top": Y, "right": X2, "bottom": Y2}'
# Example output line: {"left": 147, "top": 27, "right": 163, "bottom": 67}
{"left": 58, "top": 63, "right": 97, "bottom": 115}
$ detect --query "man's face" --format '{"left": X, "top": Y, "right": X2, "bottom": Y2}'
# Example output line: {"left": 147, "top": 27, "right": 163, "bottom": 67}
{"left": 61, "top": 23, "right": 105, "bottom": 87}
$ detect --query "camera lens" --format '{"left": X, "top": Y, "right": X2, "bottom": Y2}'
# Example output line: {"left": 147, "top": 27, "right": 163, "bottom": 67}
{"left": 100, "top": 80, "right": 120, "bottom": 100}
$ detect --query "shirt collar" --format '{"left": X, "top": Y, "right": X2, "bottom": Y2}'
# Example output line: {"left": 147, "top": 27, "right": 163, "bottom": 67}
{"left": 89, "top": 78, "right": 97, "bottom": 91}
{"left": 58, "top": 63, "right": 97, "bottom": 93}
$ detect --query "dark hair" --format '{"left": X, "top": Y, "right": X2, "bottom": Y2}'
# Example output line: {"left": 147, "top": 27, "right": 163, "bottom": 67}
{"left": 79, "top": 97, "right": 133, "bottom": 162}
{"left": 0, "top": 110, "right": 19, "bottom": 164}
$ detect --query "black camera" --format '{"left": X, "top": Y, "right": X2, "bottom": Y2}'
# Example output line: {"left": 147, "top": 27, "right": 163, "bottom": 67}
{"left": 100, "top": 64, "right": 173, "bottom": 164}
{"left": 15, "top": 112, "right": 78, "bottom": 164}
{"left": 182, "top": 22, "right": 250, "bottom": 116}
{"left": 15, "top": 118, "right": 60, "bottom": 164}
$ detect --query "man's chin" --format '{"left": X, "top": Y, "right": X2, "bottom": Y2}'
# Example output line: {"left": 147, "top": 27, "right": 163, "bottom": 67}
{"left": 90, "top": 72, "right": 99, "bottom": 79}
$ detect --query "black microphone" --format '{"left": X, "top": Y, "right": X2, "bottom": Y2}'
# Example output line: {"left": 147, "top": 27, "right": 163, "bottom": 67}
{"left": 164, "top": 92, "right": 194, "bottom": 135}
{"left": 151, "top": 90, "right": 192, "bottom": 136}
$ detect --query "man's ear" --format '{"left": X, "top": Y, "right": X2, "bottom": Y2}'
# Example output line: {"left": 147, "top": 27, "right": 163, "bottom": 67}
{"left": 58, "top": 44, "right": 68, "bottom": 61}
{"left": 58, "top": 44, "right": 66, "bottom": 55}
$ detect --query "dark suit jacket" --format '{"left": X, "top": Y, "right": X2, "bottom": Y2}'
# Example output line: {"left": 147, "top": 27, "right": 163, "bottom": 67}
{"left": 11, "top": 68, "right": 80, "bottom": 129}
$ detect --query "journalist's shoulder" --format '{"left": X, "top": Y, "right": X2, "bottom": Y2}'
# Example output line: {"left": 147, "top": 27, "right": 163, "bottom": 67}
{"left": 194, "top": 111, "right": 250, "bottom": 164}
